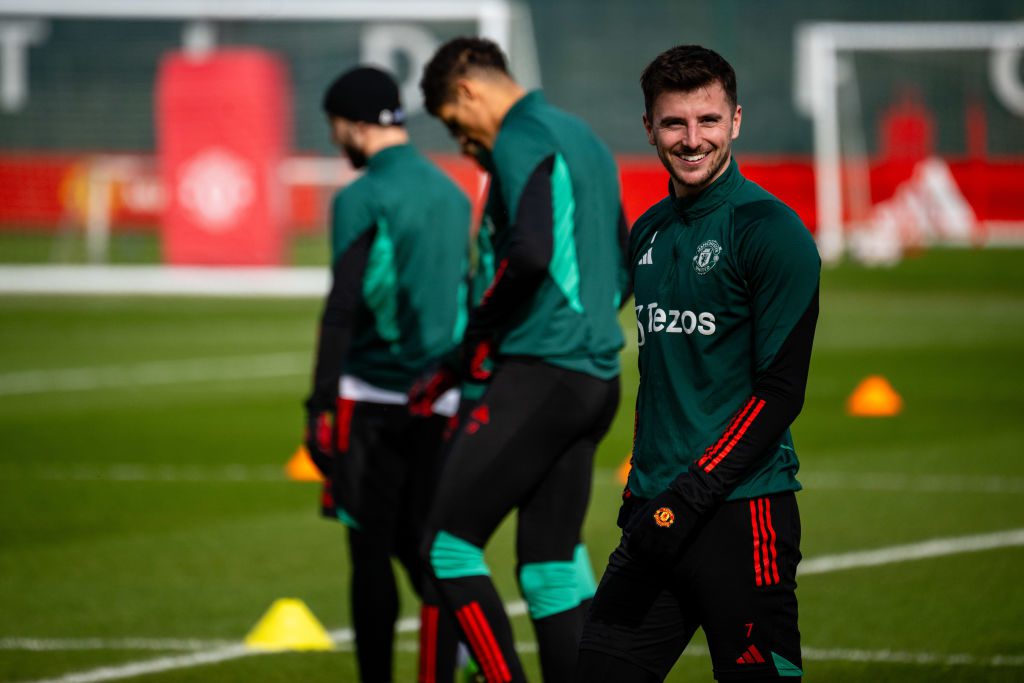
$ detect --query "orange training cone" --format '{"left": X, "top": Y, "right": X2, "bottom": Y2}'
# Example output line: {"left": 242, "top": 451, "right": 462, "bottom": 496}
{"left": 285, "top": 445, "right": 324, "bottom": 482}
{"left": 617, "top": 453, "right": 633, "bottom": 485}
{"left": 846, "top": 375, "right": 903, "bottom": 417}
{"left": 244, "top": 598, "right": 334, "bottom": 651}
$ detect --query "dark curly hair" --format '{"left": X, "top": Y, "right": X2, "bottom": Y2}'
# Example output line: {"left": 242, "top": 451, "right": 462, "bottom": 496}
{"left": 640, "top": 45, "right": 737, "bottom": 118}
{"left": 420, "top": 37, "right": 510, "bottom": 115}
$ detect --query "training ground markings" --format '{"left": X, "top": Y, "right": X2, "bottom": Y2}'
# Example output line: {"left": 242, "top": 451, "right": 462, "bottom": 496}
{"left": 9, "top": 529, "right": 1024, "bottom": 683}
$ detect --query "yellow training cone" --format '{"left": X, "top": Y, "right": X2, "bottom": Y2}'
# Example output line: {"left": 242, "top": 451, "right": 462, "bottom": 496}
{"left": 285, "top": 445, "right": 324, "bottom": 482}
{"left": 617, "top": 453, "right": 633, "bottom": 485}
{"left": 846, "top": 375, "right": 904, "bottom": 417}
{"left": 244, "top": 598, "right": 334, "bottom": 651}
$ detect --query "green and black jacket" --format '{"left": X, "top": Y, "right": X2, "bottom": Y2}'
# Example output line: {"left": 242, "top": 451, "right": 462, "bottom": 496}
{"left": 468, "top": 91, "right": 629, "bottom": 381}
{"left": 628, "top": 158, "right": 820, "bottom": 511}
{"left": 307, "top": 144, "right": 471, "bottom": 410}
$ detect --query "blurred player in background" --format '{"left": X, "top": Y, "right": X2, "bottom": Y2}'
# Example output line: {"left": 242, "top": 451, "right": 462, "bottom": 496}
{"left": 303, "top": 66, "right": 471, "bottom": 683}
{"left": 575, "top": 45, "right": 820, "bottom": 682}
{"left": 411, "top": 37, "right": 630, "bottom": 683}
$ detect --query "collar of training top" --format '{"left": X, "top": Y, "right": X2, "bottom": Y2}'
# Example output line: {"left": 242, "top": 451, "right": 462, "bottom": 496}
{"left": 367, "top": 143, "right": 416, "bottom": 171}
{"left": 500, "top": 89, "right": 546, "bottom": 131}
{"left": 669, "top": 156, "right": 743, "bottom": 222}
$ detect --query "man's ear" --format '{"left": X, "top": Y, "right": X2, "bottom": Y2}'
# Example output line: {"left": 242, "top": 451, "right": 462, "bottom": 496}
{"left": 642, "top": 112, "right": 655, "bottom": 146}
{"left": 454, "top": 77, "right": 476, "bottom": 103}
{"left": 731, "top": 104, "right": 743, "bottom": 141}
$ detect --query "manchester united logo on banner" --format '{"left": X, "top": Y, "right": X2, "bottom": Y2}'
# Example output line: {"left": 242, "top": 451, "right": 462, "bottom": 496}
{"left": 177, "top": 148, "right": 255, "bottom": 232}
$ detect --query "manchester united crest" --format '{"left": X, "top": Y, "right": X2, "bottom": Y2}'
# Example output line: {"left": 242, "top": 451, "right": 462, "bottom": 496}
{"left": 693, "top": 240, "right": 722, "bottom": 275}
{"left": 653, "top": 507, "right": 675, "bottom": 528}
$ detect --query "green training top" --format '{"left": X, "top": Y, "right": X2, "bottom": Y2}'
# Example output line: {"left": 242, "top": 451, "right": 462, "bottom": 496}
{"left": 330, "top": 143, "right": 471, "bottom": 392}
{"left": 628, "top": 158, "right": 820, "bottom": 501}
{"left": 480, "top": 90, "right": 626, "bottom": 380}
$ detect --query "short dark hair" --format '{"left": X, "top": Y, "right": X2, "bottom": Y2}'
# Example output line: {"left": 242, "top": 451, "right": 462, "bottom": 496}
{"left": 640, "top": 45, "right": 737, "bottom": 118}
{"left": 420, "top": 37, "right": 510, "bottom": 115}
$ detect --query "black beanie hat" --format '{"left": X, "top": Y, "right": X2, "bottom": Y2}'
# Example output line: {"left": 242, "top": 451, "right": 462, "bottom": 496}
{"left": 322, "top": 66, "right": 405, "bottom": 126}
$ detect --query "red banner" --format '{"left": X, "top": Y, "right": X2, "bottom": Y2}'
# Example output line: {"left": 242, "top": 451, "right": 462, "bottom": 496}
{"left": 2, "top": 152, "right": 1023, "bottom": 241}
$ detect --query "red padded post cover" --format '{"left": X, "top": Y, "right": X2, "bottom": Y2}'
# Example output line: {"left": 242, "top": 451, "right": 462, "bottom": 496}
{"left": 157, "top": 50, "right": 291, "bottom": 265}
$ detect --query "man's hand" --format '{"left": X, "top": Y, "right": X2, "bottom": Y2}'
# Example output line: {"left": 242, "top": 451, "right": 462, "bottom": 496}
{"left": 624, "top": 487, "right": 697, "bottom": 566}
{"left": 304, "top": 408, "right": 334, "bottom": 477}
{"left": 461, "top": 331, "right": 495, "bottom": 382}
{"left": 408, "top": 365, "right": 459, "bottom": 417}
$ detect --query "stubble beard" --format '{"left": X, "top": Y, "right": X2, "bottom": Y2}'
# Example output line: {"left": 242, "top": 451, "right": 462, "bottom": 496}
{"left": 662, "top": 143, "right": 731, "bottom": 197}
{"left": 343, "top": 144, "right": 368, "bottom": 170}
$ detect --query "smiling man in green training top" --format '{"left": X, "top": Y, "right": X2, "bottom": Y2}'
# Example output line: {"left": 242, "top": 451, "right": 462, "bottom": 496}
{"left": 576, "top": 45, "right": 820, "bottom": 683}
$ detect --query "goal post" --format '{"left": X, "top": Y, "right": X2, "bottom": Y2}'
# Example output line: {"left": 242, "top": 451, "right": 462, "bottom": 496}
{"left": 0, "top": 0, "right": 535, "bottom": 262}
{"left": 794, "top": 21, "right": 1024, "bottom": 264}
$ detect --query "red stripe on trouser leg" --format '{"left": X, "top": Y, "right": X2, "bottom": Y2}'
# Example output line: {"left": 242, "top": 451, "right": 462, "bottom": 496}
{"left": 704, "top": 399, "right": 766, "bottom": 473}
{"left": 756, "top": 499, "right": 773, "bottom": 586}
{"left": 750, "top": 499, "right": 763, "bottom": 587}
{"left": 455, "top": 607, "right": 494, "bottom": 683}
{"left": 456, "top": 603, "right": 511, "bottom": 683}
{"left": 457, "top": 602, "right": 511, "bottom": 683}
{"left": 763, "top": 499, "right": 780, "bottom": 584}
{"left": 468, "top": 602, "right": 511, "bottom": 683}
{"left": 697, "top": 398, "right": 757, "bottom": 469}
{"left": 419, "top": 605, "right": 438, "bottom": 683}
{"left": 334, "top": 397, "right": 356, "bottom": 453}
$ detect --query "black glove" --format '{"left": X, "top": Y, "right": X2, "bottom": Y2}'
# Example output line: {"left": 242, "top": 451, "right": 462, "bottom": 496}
{"left": 303, "top": 399, "right": 335, "bottom": 477}
{"left": 460, "top": 330, "right": 495, "bottom": 382}
{"left": 408, "top": 331, "right": 495, "bottom": 416}
{"left": 624, "top": 485, "right": 698, "bottom": 565}
{"left": 408, "top": 365, "right": 459, "bottom": 417}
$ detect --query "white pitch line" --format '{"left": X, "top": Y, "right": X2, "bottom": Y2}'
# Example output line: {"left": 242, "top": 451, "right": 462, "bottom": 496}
{"left": 11, "top": 530, "right": 1023, "bottom": 683}
{"left": 20, "top": 644, "right": 268, "bottom": 683}
{"left": 392, "top": 641, "right": 1024, "bottom": 667}
{"left": 800, "top": 528, "right": 1024, "bottom": 575}
{"left": 0, "top": 637, "right": 233, "bottom": 651}
{"left": 800, "top": 646, "right": 1024, "bottom": 667}
{"left": 803, "top": 471, "right": 1024, "bottom": 495}
{"left": 0, "top": 265, "right": 327, "bottom": 298}
{"left": 8, "top": 465, "right": 1024, "bottom": 496}
{"left": 2, "top": 464, "right": 287, "bottom": 483}
{"left": 0, "top": 353, "right": 309, "bottom": 397}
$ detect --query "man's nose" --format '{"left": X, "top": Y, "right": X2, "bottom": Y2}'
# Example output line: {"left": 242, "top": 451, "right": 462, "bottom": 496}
{"left": 681, "top": 124, "right": 700, "bottom": 150}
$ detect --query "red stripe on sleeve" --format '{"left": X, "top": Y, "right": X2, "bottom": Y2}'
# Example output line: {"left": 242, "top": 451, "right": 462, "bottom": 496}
{"left": 750, "top": 499, "right": 763, "bottom": 587}
{"left": 697, "top": 397, "right": 758, "bottom": 469}
{"left": 702, "top": 399, "right": 766, "bottom": 473}
{"left": 481, "top": 258, "right": 509, "bottom": 304}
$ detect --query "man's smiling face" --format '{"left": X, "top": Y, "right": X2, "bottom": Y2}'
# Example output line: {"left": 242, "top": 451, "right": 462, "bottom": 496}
{"left": 643, "top": 81, "right": 741, "bottom": 198}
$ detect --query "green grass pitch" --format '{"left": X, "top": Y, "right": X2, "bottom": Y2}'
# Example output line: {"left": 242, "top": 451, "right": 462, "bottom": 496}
{"left": 0, "top": 248, "right": 1022, "bottom": 682}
